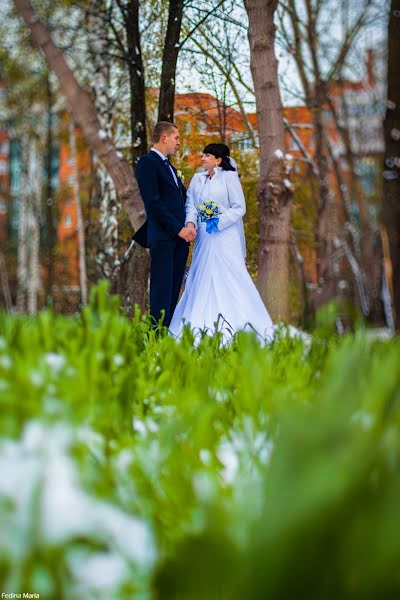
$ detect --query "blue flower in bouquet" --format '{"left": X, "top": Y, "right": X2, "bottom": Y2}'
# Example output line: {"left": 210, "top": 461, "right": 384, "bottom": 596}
{"left": 198, "top": 200, "right": 220, "bottom": 234}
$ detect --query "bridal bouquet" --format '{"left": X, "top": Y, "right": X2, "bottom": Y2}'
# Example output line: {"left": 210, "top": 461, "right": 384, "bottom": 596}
{"left": 198, "top": 200, "right": 220, "bottom": 234}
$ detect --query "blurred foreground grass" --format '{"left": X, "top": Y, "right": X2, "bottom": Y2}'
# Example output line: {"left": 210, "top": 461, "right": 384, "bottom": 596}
{"left": 0, "top": 282, "right": 399, "bottom": 599}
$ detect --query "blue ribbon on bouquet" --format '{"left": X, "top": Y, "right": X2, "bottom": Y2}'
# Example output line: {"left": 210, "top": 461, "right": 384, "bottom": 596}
{"left": 206, "top": 217, "right": 219, "bottom": 234}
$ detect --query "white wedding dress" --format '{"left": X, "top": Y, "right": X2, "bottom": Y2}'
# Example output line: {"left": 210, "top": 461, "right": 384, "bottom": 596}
{"left": 169, "top": 167, "right": 277, "bottom": 344}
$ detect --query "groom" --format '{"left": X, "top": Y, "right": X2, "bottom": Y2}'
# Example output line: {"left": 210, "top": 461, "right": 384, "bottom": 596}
{"left": 134, "top": 122, "right": 196, "bottom": 328}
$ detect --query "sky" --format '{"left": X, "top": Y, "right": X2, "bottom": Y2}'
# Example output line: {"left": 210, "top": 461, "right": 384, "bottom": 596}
{"left": 175, "top": 0, "right": 388, "bottom": 108}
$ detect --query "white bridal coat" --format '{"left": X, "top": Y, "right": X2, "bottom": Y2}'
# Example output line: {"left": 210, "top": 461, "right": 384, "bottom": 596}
{"left": 169, "top": 166, "right": 276, "bottom": 344}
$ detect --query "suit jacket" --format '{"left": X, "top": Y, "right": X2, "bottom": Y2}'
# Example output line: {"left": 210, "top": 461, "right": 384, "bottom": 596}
{"left": 133, "top": 151, "right": 187, "bottom": 247}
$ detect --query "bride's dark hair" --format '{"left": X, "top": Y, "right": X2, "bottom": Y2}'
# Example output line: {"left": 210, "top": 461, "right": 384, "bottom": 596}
{"left": 203, "top": 143, "right": 236, "bottom": 171}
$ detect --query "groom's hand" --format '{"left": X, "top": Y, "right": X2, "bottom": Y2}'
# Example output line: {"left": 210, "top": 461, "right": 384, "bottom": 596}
{"left": 178, "top": 226, "right": 196, "bottom": 243}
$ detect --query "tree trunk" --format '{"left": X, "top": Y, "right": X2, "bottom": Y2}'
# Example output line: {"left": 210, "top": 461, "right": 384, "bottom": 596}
{"left": 87, "top": 14, "right": 120, "bottom": 282}
{"left": 0, "top": 252, "right": 12, "bottom": 312}
{"left": 69, "top": 119, "right": 88, "bottom": 306}
{"left": 45, "top": 73, "right": 54, "bottom": 307}
{"left": 244, "top": 0, "right": 292, "bottom": 321}
{"left": 16, "top": 131, "right": 29, "bottom": 313}
{"left": 328, "top": 92, "right": 382, "bottom": 321}
{"left": 110, "top": 240, "right": 150, "bottom": 316}
{"left": 117, "top": 0, "right": 150, "bottom": 311}
{"left": 124, "top": 0, "right": 148, "bottom": 163}
{"left": 13, "top": 0, "right": 146, "bottom": 235}
{"left": 27, "top": 138, "right": 42, "bottom": 314}
{"left": 312, "top": 100, "right": 339, "bottom": 306}
{"left": 158, "top": 0, "right": 184, "bottom": 122}
{"left": 383, "top": 0, "right": 400, "bottom": 329}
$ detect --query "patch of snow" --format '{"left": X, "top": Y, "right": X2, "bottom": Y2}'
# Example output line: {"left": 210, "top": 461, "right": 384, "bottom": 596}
{"left": 284, "top": 178, "right": 292, "bottom": 189}
{"left": 29, "top": 370, "right": 44, "bottom": 387}
{"left": 132, "top": 418, "right": 147, "bottom": 435}
{"left": 44, "top": 353, "right": 65, "bottom": 372}
{"left": 199, "top": 449, "right": 212, "bottom": 465}
{"left": 217, "top": 442, "right": 239, "bottom": 485}
{"left": 391, "top": 128, "right": 400, "bottom": 141}
{"left": 113, "top": 354, "right": 124, "bottom": 367}
{"left": 0, "top": 421, "right": 156, "bottom": 581}
{"left": 0, "top": 355, "right": 12, "bottom": 369}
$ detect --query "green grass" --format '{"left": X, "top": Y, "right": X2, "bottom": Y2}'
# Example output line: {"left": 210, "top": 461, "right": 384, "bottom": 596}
{"left": 0, "top": 282, "right": 399, "bottom": 599}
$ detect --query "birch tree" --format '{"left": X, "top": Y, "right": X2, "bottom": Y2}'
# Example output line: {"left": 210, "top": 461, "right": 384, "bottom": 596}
{"left": 16, "top": 130, "right": 29, "bottom": 313}
{"left": 280, "top": 0, "right": 383, "bottom": 313}
{"left": 12, "top": 0, "right": 146, "bottom": 239}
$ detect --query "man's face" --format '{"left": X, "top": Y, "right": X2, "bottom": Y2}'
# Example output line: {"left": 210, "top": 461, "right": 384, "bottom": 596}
{"left": 163, "top": 129, "right": 180, "bottom": 156}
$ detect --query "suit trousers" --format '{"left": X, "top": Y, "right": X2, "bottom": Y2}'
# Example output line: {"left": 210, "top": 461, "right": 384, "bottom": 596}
{"left": 149, "top": 238, "right": 189, "bottom": 327}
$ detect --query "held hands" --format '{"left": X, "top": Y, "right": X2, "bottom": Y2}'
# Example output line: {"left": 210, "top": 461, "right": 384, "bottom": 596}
{"left": 178, "top": 223, "right": 196, "bottom": 243}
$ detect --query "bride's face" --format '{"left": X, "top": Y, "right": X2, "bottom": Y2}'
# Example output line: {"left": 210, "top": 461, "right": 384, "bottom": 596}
{"left": 201, "top": 153, "right": 222, "bottom": 172}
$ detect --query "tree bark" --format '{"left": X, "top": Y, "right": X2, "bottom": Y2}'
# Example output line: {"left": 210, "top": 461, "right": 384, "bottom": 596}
{"left": 27, "top": 137, "right": 42, "bottom": 314}
{"left": 244, "top": 0, "right": 292, "bottom": 321}
{"left": 124, "top": 0, "right": 148, "bottom": 164}
{"left": 69, "top": 119, "right": 88, "bottom": 306}
{"left": 0, "top": 252, "right": 12, "bottom": 312}
{"left": 110, "top": 240, "right": 150, "bottom": 316}
{"left": 16, "top": 130, "right": 29, "bottom": 313}
{"left": 12, "top": 0, "right": 146, "bottom": 235}
{"left": 116, "top": 1, "right": 150, "bottom": 312}
{"left": 158, "top": 0, "right": 184, "bottom": 122}
{"left": 383, "top": 0, "right": 400, "bottom": 329}
{"left": 87, "top": 12, "right": 120, "bottom": 282}
{"left": 312, "top": 97, "right": 338, "bottom": 303}
{"left": 45, "top": 73, "right": 54, "bottom": 307}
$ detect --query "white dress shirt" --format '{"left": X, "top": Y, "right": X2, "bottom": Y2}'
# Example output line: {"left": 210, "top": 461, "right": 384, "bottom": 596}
{"left": 151, "top": 147, "right": 179, "bottom": 187}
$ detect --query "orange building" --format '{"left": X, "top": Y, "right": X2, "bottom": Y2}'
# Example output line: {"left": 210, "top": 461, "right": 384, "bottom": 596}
{"left": 55, "top": 47, "right": 383, "bottom": 296}
{"left": 56, "top": 113, "right": 92, "bottom": 296}
{"left": 173, "top": 91, "right": 317, "bottom": 170}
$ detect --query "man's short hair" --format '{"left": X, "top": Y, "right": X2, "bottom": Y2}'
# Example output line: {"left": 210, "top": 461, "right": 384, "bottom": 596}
{"left": 152, "top": 121, "right": 178, "bottom": 143}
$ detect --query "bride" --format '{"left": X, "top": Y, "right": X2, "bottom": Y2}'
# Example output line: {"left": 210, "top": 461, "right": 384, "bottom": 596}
{"left": 169, "top": 143, "right": 277, "bottom": 344}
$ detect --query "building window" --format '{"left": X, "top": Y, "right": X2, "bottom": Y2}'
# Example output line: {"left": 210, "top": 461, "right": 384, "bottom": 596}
{"left": 64, "top": 214, "right": 72, "bottom": 227}
{"left": 199, "top": 121, "right": 206, "bottom": 134}
{"left": 236, "top": 138, "right": 252, "bottom": 151}
{"left": 0, "top": 141, "right": 9, "bottom": 155}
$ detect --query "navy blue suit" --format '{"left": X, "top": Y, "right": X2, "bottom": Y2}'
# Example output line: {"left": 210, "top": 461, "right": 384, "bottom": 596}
{"left": 135, "top": 151, "right": 189, "bottom": 327}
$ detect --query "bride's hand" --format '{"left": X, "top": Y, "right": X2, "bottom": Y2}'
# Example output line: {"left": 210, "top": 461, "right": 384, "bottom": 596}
{"left": 178, "top": 226, "right": 196, "bottom": 243}
{"left": 186, "top": 222, "right": 197, "bottom": 241}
